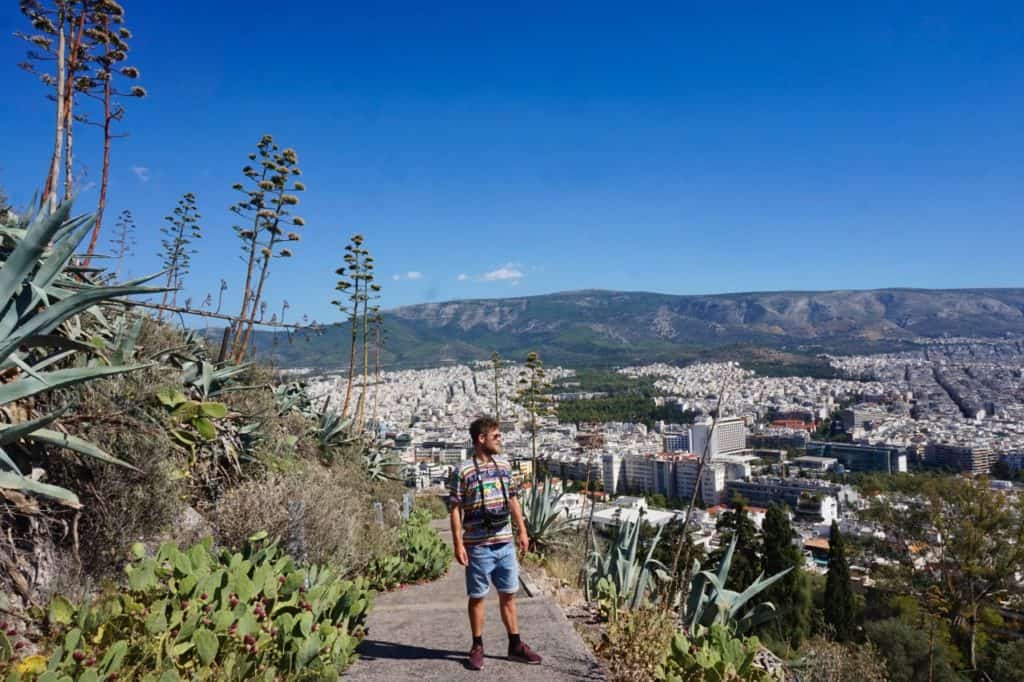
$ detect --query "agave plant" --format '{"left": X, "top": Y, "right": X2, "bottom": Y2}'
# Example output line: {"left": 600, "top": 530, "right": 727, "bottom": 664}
{"left": 273, "top": 380, "right": 318, "bottom": 419}
{"left": 361, "top": 443, "right": 401, "bottom": 482}
{"left": 315, "top": 410, "right": 357, "bottom": 463}
{"left": 585, "top": 510, "right": 669, "bottom": 617}
{"left": 682, "top": 535, "right": 791, "bottom": 635}
{"left": 521, "top": 477, "right": 578, "bottom": 553}
{"left": 182, "top": 359, "right": 253, "bottom": 399}
{"left": 0, "top": 200, "right": 163, "bottom": 507}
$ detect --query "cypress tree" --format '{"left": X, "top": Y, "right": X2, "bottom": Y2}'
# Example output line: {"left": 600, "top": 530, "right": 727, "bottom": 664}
{"left": 709, "top": 499, "right": 762, "bottom": 591}
{"left": 824, "top": 520, "right": 856, "bottom": 641}
{"left": 761, "top": 503, "right": 811, "bottom": 647}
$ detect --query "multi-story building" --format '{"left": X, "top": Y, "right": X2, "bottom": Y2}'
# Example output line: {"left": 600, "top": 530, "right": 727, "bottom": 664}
{"left": 747, "top": 431, "right": 809, "bottom": 451}
{"left": 806, "top": 441, "right": 908, "bottom": 474}
{"left": 840, "top": 405, "right": 888, "bottom": 431}
{"left": 926, "top": 443, "right": 995, "bottom": 475}
{"left": 725, "top": 477, "right": 841, "bottom": 524}
{"left": 999, "top": 452, "right": 1024, "bottom": 473}
{"left": 690, "top": 417, "right": 747, "bottom": 458}
{"left": 672, "top": 456, "right": 728, "bottom": 506}
{"left": 602, "top": 453, "right": 626, "bottom": 496}
{"left": 663, "top": 432, "right": 690, "bottom": 452}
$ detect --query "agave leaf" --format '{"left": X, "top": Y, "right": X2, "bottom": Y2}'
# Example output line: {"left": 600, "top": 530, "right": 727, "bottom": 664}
{"left": 3, "top": 281, "right": 162, "bottom": 350}
{"left": 0, "top": 409, "right": 66, "bottom": 447}
{"left": 716, "top": 535, "right": 737, "bottom": 586}
{"left": 23, "top": 428, "right": 140, "bottom": 471}
{"left": 111, "top": 316, "right": 145, "bottom": 365}
{"left": 30, "top": 214, "right": 95, "bottom": 296}
{"left": 0, "top": 201, "right": 74, "bottom": 309}
{"left": 0, "top": 363, "right": 152, "bottom": 406}
{"left": 730, "top": 568, "right": 791, "bottom": 619}
{"left": 0, "top": 470, "right": 80, "bottom": 508}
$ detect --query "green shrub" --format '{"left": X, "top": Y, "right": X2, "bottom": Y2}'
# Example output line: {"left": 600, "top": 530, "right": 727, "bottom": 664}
{"left": 657, "top": 624, "right": 779, "bottom": 681}
{"left": 17, "top": 535, "right": 373, "bottom": 680}
{"left": 366, "top": 510, "right": 452, "bottom": 590}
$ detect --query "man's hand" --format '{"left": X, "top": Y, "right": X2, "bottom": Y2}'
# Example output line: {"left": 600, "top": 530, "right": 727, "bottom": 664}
{"left": 517, "top": 530, "right": 529, "bottom": 555}
{"left": 454, "top": 543, "right": 469, "bottom": 566}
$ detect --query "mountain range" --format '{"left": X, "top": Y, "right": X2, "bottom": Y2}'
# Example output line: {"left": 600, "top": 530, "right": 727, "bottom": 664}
{"left": 246, "top": 288, "right": 1024, "bottom": 370}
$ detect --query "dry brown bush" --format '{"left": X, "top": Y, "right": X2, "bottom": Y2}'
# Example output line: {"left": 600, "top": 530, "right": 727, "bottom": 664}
{"left": 544, "top": 537, "right": 586, "bottom": 587}
{"left": 793, "top": 636, "right": 888, "bottom": 681}
{"left": 595, "top": 607, "right": 676, "bottom": 682}
{"left": 39, "top": 363, "right": 188, "bottom": 576}
{"left": 212, "top": 459, "right": 398, "bottom": 577}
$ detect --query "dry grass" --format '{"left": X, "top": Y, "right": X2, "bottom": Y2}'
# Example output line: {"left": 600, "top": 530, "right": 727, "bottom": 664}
{"left": 414, "top": 492, "right": 449, "bottom": 520}
{"left": 212, "top": 459, "right": 398, "bottom": 577}
{"left": 544, "top": 537, "right": 586, "bottom": 588}
{"left": 595, "top": 607, "right": 676, "bottom": 682}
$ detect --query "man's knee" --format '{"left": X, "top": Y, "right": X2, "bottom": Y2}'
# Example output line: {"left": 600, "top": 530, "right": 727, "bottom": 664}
{"left": 498, "top": 591, "right": 515, "bottom": 604}
{"left": 469, "top": 596, "right": 486, "bottom": 606}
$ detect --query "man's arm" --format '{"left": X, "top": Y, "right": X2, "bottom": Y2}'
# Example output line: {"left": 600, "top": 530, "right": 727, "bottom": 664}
{"left": 450, "top": 502, "right": 468, "bottom": 566}
{"left": 509, "top": 496, "right": 529, "bottom": 554}
{"left": 448, "top": 466, "right": 468, "bottom": 566}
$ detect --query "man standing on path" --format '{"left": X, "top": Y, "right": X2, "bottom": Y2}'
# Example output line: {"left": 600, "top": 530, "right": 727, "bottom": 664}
{"left": 448, "top": 415, "right": 543, "bottom": 671}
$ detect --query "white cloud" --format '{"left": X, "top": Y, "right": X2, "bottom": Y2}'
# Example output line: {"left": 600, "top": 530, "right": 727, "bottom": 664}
{"left": 456, "top": 273, "right": 468, "bottom": 281}
{"left": 131, "top": 166, "right": 150, "bottom": 182}
{"left": 481, "top": 263, "right": 524, "bottom": 282}
{"left": 393, "top": 271, "right": 424, "bottom": 281}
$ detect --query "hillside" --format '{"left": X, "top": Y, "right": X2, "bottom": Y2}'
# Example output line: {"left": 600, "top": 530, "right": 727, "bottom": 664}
{"left": 246, "top": 287, "right": 1024, "bottom": 370}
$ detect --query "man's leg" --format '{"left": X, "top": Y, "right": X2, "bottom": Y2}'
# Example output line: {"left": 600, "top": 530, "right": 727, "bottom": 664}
{"left": 498, "top": 591, "right": 519, "bottom": 634}
{"left": 493, "top": 544, "right": 541, "bottom": 664}
{"left": 464, "top": 546, "right": 492, "bottom": 670}
{"left": 469, "top": 596, "right": 486, "bottom": 636}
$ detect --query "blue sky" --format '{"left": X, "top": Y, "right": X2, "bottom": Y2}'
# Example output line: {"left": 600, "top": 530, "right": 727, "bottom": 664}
{"left": 2, "top": 1, "right": 1022, "bottom": 324}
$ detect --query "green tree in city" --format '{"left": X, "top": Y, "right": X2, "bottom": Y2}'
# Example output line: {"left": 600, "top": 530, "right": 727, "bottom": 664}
{"left": 860, "top": 475, "right": 1024, "bottom": 671}
{"left": 864, "top": 618, "right": 960, "bottom": 682}
{"left": 761, "top": 503, "right": 811, "bottom": 648}
{"left": 708, "top": 498, "right": 763, "bottom": 592}
{"left": 824, "top": 520, "right": 856, "bottom": 642}
{"left": 157, "top": 193, "right": 201, "bottom": 318}
{"left": 513, "top": 351, "right": 553, "bottom": 484}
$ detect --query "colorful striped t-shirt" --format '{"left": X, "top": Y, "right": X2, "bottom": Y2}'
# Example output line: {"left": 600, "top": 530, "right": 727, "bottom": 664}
{"left": 448, "top": 455, "right": 519, "bottom": 546}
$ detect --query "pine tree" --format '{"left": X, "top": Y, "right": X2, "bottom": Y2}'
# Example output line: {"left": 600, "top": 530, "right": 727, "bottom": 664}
{"left": 761, "top": 503, "right": 811, "bottom": 647}
{"left": 709, "top": 498, "right": 763, "bottom": 591}
{"left": 824, "top": 520, "right": 856, "bottom": 642}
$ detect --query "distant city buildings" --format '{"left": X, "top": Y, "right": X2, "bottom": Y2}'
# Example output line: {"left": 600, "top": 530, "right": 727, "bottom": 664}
{"left": 925, "top": 443, "right": 995, "bottom": 475}
{"left": 806, "top": 441, "right": 908, "bottom": 474}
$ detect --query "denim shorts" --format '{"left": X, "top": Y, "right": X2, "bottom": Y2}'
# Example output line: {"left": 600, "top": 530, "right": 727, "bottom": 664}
{"left": 465, "top": 542, "right": 519, "bottom": 598}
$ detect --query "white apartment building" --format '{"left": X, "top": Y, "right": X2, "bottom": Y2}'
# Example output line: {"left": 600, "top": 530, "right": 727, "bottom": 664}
{"left": 675, "top": 458, "right": 727, "bottom": 506}
{"left": 689, "top": 416, "right": 747, "bottom": 458}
